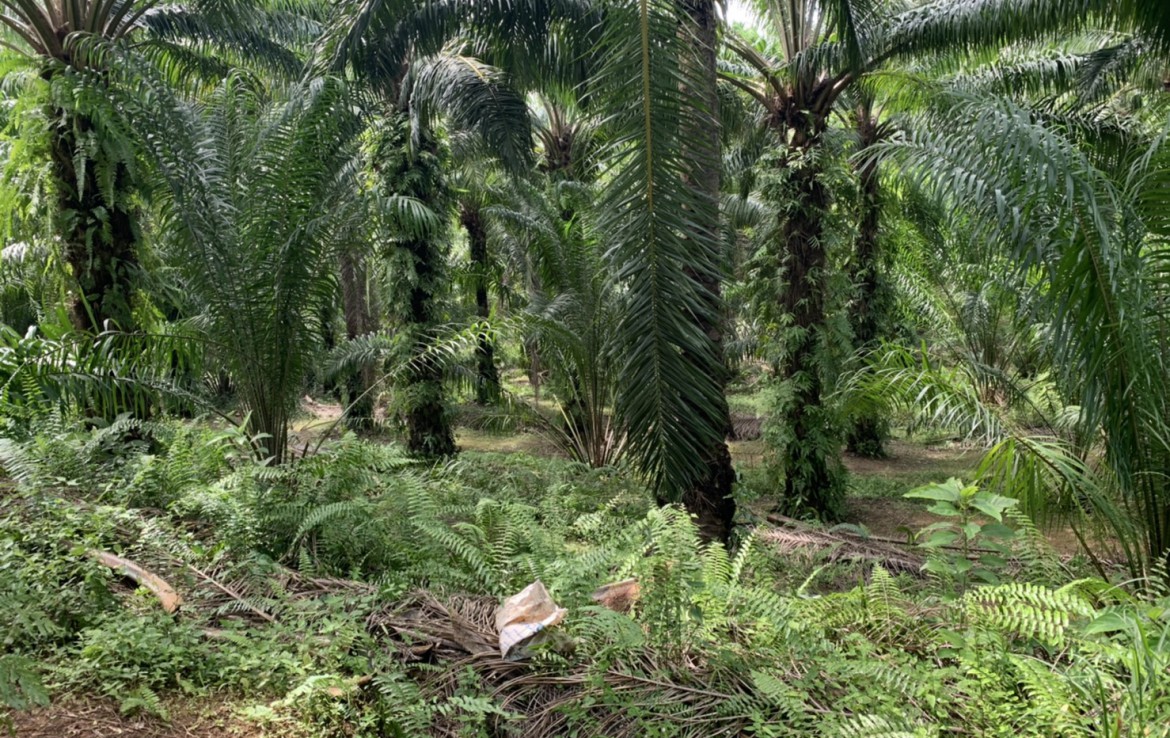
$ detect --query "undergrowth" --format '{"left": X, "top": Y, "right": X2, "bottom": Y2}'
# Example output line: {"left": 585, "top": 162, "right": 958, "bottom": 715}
{"left": 0, "top": 419, "right": 1167, "bottom": 736}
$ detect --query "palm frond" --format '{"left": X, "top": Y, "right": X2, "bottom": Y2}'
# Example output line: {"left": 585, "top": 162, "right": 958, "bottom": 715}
{"left": 591, "top": 0, "right": 727, "bottom": 499}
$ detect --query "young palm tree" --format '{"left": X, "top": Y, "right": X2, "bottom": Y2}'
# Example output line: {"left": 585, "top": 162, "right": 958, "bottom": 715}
{"left": 122, "top": 72, "right": 380, "bottom": 463}
{"left": 491, "top": 176, "right": 627, "bottom": 467}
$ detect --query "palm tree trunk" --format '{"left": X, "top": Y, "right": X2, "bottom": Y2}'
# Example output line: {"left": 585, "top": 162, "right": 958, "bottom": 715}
{"left": 401, "top": 233, "right": 456, "bottom": 458}
{"left": 771, "top": 126, "right": 845, "bottom": 520}
{"left": 50, "top": 112, "right": 138, "bottom": 333}
{"left": 846, "top": 108, "right": 890, "bottom": 458}
{"left": 459, "top": 202, "right": 501, "bottom": 404}
{"left": 341, "top": 249, "right": 378, "bottom": 429}
{"left": 675, "top": 0, "right": 736, "bottom": 542}
{"left": 372, "top": 109, "right": 457, "bottom": 459}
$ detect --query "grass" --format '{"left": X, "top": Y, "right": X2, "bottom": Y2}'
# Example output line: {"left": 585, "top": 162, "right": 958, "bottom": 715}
{"left": 455, "top": 427, "right": 564, "bottom": 456}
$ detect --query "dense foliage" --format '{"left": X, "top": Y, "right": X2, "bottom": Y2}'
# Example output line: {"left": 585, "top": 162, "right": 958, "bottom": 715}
{"left": 3, "top": 0, "right": 1170, "bottom": 734}
{"left": 2, "top": 423, "right": 1168, "bottom": 735}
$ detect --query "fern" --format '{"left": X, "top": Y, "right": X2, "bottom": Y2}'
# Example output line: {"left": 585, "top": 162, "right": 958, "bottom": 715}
{"left": 119, "top": 685, "right": 167, "bottom": 720}
{"left": 0, "top": 655, "right": 48, "bottom": 712}
{"left": 749, "top": 669, "right": 814, "bottom": 723}
{"left": 0, "top": 438, "right": 43, "bottom": 487}
{"left": 864, "top": 565, "right": 907, "bottom": 627}
{"left": 965, "top": 582, "right": 1094, "bottom": 645}
{"left": 371, "top": 671, "right": 434, "bottom": 735}
{"left": 1006, "top": 508, "right": 1063, "bottom": 583}
{"left": 832, "top": 713, "right": 933, "bottom": 738}
{"left": 1010, "top": 654, "right": 1090, "bottom": 737}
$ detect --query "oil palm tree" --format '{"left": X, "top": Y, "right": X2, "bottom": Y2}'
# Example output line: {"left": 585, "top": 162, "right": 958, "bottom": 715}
{"left": 720, "top": 1, "right": 889, "bottom": 518}
{"left": 119, "top": 71, "right": 405, "bottom": 463}
{"left": 0, "top": 0, "right": 308, "bottom": 333}
{"left": 581, "top": 0, "right": 739, "bottom": 538}
{"left": 457, "top": 185, "right": 503, "bottom": 406}
{"left": 0, "top": 0, "right": 150, "bottom": 332}
{"left": 717, "top": 0, "right": 1132, "bottom": 518}
{"left": 317, "top": 1, "right": 564, "bottom": 458}
{"left": 490, "top": 175, "right": 627, "bottom": 467}
{"left": 843, "top": 89, "right": 896, "bottom": 458}
{"left": 862, "top": 19, "right": 1170, "bottom": 569}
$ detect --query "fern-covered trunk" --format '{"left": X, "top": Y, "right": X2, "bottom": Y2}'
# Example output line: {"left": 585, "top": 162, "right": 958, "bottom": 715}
{"left": 341, "top": 249, "right": 378, "bottom": 430}
{"left": 675, "top": 0, "right": 736, "bottom": 542}
{"left": 401, "top": 239, "right": 456, "bottom": 458}
{"left": 846, "top": 107, "right": 890, "bottom": 459}
{"left": 376, "top": 116, "right": 456, "bottom": 459}
{"left": 49, "top": 111, "right": 139, "bottom": 333}
{"left": 459, "top": 202, "right": 500, "bottom": 405}
{"left": 766, "top": 124, "right": 844, "bottom": 520}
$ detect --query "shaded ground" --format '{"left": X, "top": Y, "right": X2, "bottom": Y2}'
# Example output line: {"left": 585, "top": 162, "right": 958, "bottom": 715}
{"left": 835, "top": 443, "right": 1105, "bottom": 558}
{"left": 6, "top": 697, "right": 275, "bottom": 738}
{"left": 284, "top": 400, "right": 1104, "bottom": 559}
{"left": 455, "top": 427, "right": 567, "bottom": 457}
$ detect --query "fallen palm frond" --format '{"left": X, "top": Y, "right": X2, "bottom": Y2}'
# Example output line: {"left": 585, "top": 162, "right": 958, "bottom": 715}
{"left": 761, "top": 516, "right": 926, "bottom": 574}
{"left": 87, "top": 551, "right": 184, "bottom": 614}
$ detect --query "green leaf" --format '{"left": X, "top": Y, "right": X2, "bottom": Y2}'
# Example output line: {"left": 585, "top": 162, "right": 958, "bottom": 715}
{"left": 926, "top": 500, "right": 961, "bottom": 517}
{"left": 981, "top": 522, "right": 1016, "bottom": 540}
{"left": 919, "top": 521, "right": 956, "bottom": 533}
{"left": 1083, "top": 612, "right": 1132, "bottom": 635}
{"left": 969, "top": 492, "right": 1018, "bottom": 522}
{"left": 923, "top": 530, "right": 959, "bottom": 548}
{"left": 934, "top": 628, "right": 967, "bottom": 650}
{"left": 970, "top": 568, "right": 1001, "bottom": 584}
{"left": 923, "top": 559, "right": 952, "bottom": 574}
{"left": 905, "top": 478, "right": 964, "bottom": 503}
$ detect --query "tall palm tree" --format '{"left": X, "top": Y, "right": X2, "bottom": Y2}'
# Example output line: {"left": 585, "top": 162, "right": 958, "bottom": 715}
{"left": 860, "top": 15, "right": 1170, "bottom": 569}
{"left": 366, "top": 111, "right": 467, "bottom": 457}
{"left": 720, "top": 2, "right": 873, "bottom": 518}
{"left": 844, "top": 89, "right": 895, "bottom": 458}
{"left": 318, "top": 2, "right": 556, "bottom": 458}
{"left": 718, "top": 0, "right": 1118, "bottom": 517}
{"left": 0, "top": 1, "right": 152, "bottom": 331}
{"left": 458, "top": 191, "right": 503, "bottom": 406}
{"left": 586, "top": 0, "right": 734, "bottom": 535}
{"left": 674, "top": 0, "right": 737, "bottom": 540}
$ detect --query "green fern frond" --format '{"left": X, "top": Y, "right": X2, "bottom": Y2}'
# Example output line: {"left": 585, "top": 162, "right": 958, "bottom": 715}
{"left": 833, "top": 713, "right": 933, "bottom": 738}
{"left": 965, "top": 582, "right": 1094, "bottom": 645}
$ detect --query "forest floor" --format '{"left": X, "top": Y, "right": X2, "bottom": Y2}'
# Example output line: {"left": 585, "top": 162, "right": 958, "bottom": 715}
{"left": 8, "top": 697, "right": 273, "bottom": 738}
{"left": 6, "top": 402, "right": 1109, "bottom": 736}
{"left": 456, "top": 426, "right": 1096, "bottom": 557}
{"left": 289, "top": 396, "right": 1100, "bottom": 559}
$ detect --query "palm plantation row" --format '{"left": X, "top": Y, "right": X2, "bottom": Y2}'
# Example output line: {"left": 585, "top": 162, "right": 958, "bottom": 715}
{"left": 2, "top": 0, "right": 1170, "bottom": 569}
{"left": 7, "top": 1, "right": 1170, "bottom": 734}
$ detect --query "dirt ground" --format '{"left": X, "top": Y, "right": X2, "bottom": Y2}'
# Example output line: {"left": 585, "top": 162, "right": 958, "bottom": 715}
{"left": 5, "top": 697, "right": 273, "bottom": 738}
{"left": 837, "top": 443, "right": 1104, "bottom": 558}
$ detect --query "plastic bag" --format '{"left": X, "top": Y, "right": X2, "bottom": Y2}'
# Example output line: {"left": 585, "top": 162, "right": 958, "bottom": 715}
{"left": 495, "top": 581, "right": 567, "bottom": 660}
